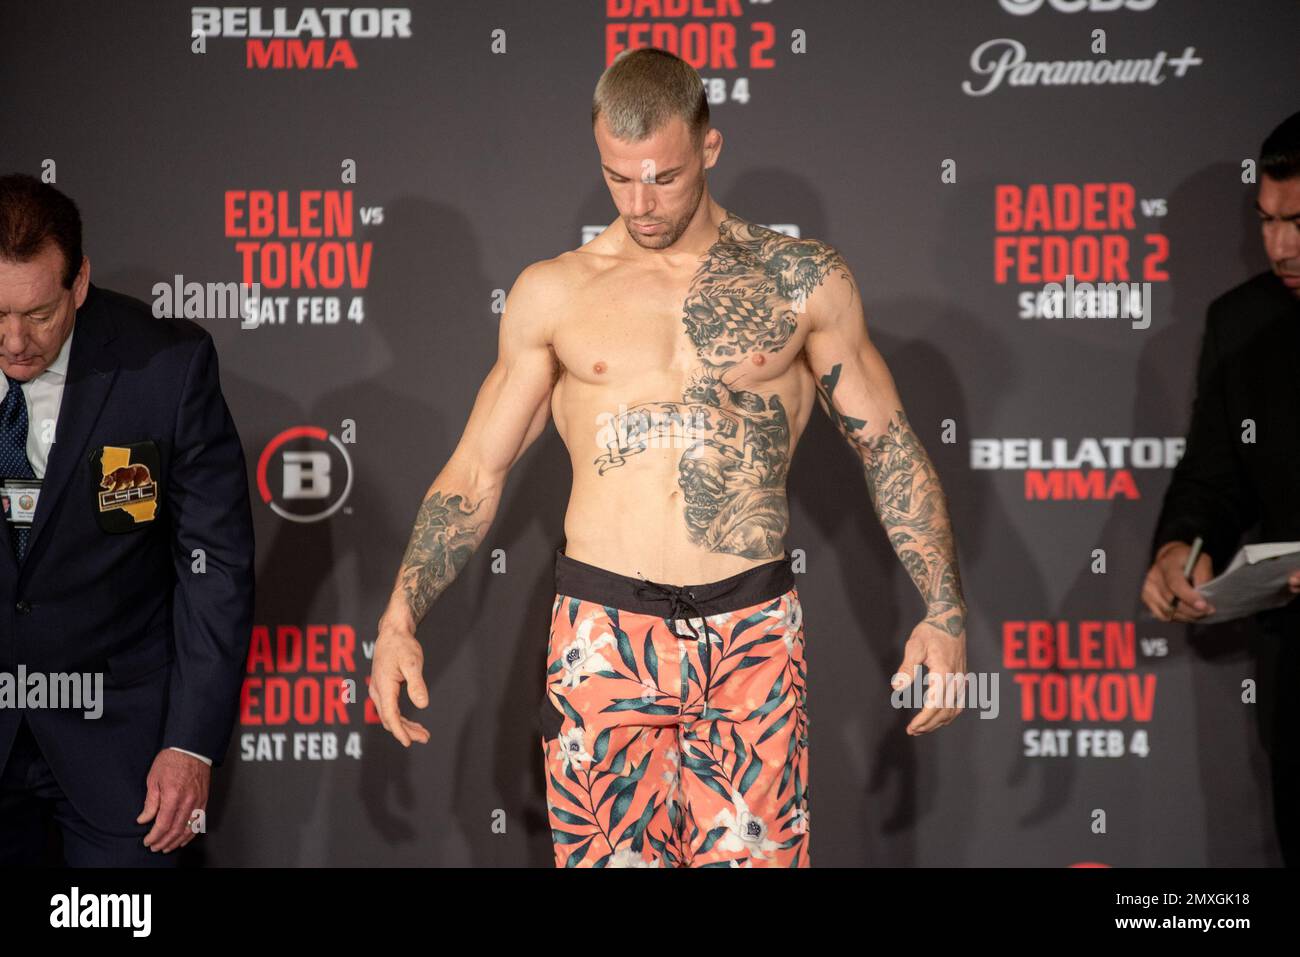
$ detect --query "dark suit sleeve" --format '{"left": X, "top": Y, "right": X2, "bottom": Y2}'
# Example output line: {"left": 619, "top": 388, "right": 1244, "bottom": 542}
{"left": 162, "top": 333, "right": 255, "bottom": 766}
{"left": 1150, "top": 306, "right": 1258, "bottom": 572}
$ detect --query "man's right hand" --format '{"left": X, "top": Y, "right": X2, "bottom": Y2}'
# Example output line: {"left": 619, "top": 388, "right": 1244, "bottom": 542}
{"left": 1140, "top": 541, "right": 1216, "bottom": 623}
{"left": 369, "top": 616, "right": 432, "bottom": 747}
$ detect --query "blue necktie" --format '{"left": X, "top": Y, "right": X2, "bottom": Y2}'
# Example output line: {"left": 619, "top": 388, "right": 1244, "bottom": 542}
{"left": 0, "top": 373, "right": 36, "bottom": 562}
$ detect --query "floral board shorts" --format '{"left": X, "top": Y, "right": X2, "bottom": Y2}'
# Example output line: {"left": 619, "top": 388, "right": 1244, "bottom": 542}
{"left": 539, "top": 548, "right": 810, "bottom": 868}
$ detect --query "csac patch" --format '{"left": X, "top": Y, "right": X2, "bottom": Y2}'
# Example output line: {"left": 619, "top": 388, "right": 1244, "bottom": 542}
{"left": 89, "top": 441, "right": 161, "bottom": 532}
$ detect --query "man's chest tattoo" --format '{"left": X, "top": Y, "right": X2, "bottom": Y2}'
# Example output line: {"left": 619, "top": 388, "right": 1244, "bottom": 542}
{"left": 595, "top": 215, "right": 847, "bottom": 559}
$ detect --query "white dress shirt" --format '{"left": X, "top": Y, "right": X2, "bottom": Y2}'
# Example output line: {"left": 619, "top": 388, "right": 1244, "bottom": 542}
{"left": 1, "top": 324, "right": 212, "bottom": 767}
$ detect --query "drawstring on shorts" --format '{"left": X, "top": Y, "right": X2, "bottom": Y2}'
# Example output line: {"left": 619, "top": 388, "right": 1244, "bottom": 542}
{"left": 633, "top": 578, "right": 713, "bottom": 713}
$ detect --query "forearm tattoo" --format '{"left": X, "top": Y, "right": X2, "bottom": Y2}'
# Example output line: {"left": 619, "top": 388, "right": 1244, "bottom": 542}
{"left": 818, "top": 366, "right": 966, "bottom": 636}
{"left": 398, "top": 490, "right": 487, "bottom": 623}
{"left": 595, "top": 215, "right": 847, "bottom": 560}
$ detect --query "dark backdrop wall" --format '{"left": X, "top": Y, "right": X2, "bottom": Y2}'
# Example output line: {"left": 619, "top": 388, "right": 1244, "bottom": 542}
{"left": 2, "top": 0, "right": 1296, "bottom": 866}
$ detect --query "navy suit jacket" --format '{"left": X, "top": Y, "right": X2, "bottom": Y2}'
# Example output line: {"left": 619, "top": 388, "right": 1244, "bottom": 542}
{"left": 0, "top": 282, "right": 255, "bottom": 835}
{"left": 1150, "top": 270, "right": 1300, "bottom": 634}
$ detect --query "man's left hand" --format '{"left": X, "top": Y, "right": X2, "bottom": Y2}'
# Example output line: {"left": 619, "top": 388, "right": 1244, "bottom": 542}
{"left": 893, "top": 620, "right": 968, "bottom": 736}
{"left": 137, "top": 749, "right": 210, "bottom": 853}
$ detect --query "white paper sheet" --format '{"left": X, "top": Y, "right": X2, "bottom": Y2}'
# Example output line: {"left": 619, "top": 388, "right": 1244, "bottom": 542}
{"left": 1195, "top": 542, "right": 1300, "bottom": 624}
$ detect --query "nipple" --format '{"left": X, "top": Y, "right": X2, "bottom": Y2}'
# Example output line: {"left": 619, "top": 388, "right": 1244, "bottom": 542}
{"left": 752, "top": 354, "right": 766, "bottom": 366}
{"left": 593, "top": 361, "right": 607, "bottom": 374}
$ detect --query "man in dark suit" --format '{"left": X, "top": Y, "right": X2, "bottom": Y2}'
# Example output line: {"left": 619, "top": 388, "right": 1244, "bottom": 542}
{"left": 0, "top": 174, "right": 254, "bottom": 866}
{"left": 1141, "top": 111, "right": 1300, "bottom": 864}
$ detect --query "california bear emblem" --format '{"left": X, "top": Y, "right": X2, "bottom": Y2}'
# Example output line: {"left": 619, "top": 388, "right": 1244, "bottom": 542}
{"left": 101, "top": 463, "right": 153, "bottom": 491}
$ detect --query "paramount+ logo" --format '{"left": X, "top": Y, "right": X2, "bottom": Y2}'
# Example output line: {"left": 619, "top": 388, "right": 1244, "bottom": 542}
{"left": 257, "top": 424, "right": 354, "bottom": 522}
{"left": 970, "top": 436, "right": 1185, "bottom": 500}
{"left": 999, "top": 0, "right": 1156, "bottom": 13}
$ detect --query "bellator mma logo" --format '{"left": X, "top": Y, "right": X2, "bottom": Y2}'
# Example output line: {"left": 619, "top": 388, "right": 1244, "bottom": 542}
{"left": 190, "top": 7, "right": 413, "bottom": 69}
{"left": 970, "top": 436, "right": 1186, "bottom": 500}
{"left": 257, "top": 425, "right": 355, "bottom": 522}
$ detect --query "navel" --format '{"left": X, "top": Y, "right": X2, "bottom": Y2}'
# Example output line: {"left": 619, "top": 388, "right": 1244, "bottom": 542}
{"left": 593, "top": 360, "right": 607, "bottom": 375}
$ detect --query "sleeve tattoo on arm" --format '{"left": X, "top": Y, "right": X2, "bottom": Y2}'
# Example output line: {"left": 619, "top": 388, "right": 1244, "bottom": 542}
{"left": 398, "top": 490, "right": 487, "bottom": 623}
{"left": 816, "top": 364, "right": 966, "bottom": 636}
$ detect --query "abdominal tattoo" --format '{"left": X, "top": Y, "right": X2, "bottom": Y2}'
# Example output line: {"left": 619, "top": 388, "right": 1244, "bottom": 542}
{"left": 594, "top": 216, "right": 847, "bottom": 559}
{"left": 816, "top": 366, "right": 966, "bottom": 637}
{"left": 399, "top": 490, "right": 486, "bottom": 622}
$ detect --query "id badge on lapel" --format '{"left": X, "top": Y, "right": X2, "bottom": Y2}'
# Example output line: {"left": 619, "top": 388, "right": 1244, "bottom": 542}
{"left": 89, "top": 440, "right": 161, "bottom": 532}
{"left": 1, "top": 478, "right": 41, "bottom": 529}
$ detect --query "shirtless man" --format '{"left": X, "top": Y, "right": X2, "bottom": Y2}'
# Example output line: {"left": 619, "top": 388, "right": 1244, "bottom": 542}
{"left": 369, "top": 47, "right": 968, "bottom": 868}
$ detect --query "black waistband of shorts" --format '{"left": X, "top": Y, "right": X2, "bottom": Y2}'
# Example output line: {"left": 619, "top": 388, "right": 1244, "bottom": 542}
{"left": 554, "top": 547, "right": 795, "bottom": 619}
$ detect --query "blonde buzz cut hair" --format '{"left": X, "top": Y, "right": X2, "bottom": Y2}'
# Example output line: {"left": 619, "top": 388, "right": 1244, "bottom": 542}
{"left": 592, "top": 47, "right": 710, "bottom": 146}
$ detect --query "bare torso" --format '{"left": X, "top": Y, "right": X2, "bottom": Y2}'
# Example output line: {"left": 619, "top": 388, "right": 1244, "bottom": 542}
{"left": 546, "top": 209, "right": 843, "bottom": 583}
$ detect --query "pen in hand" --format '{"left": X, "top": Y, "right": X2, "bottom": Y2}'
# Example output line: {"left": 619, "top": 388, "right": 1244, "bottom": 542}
{"left": 1169, "top": 535, "right": 1204, "bottom": 612}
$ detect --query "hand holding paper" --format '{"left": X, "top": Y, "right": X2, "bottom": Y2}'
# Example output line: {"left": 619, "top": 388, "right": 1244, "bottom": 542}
{"left": 1194, "top": 542, "right": 1300, "bottom": 624}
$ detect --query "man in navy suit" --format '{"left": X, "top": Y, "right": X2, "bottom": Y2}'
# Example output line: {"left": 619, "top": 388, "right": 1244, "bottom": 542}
{"left": 1141, "top": 112, "right": 1300, "bottom": 864}
{"left": 0, "top": 174, "right": 255, "bottom": 866}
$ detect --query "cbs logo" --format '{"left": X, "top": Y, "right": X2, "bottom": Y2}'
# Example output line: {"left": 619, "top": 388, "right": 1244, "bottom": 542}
{"left": 1000, "top": 0, "right": 1157, "bottom": 13}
